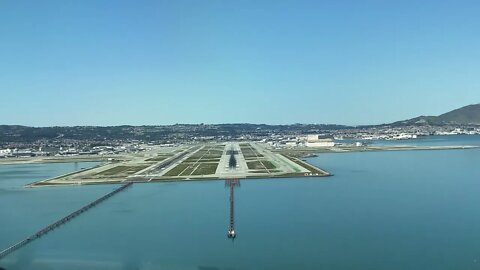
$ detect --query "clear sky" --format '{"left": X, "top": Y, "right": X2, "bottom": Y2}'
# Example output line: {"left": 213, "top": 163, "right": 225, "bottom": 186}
{"left": 1, "top": 0, "right": 479, "bottom": 126}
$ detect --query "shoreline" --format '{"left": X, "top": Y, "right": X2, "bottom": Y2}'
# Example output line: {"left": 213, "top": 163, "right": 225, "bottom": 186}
{"left": 2, "top": 144, "right": 477, "bottom": 188}
{"left": 0, "top": 155, "right": 116, "bottom": 165}
{"left": 1, "top": 145, "right": 477, "bottom": 165}
{"left": 276, "top": 145, "right": 479, "bottom": 158}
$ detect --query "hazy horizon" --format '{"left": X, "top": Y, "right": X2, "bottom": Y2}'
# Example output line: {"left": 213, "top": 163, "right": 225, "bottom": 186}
{"left": 1, "top": 1, "right": 479, "bottom": 126}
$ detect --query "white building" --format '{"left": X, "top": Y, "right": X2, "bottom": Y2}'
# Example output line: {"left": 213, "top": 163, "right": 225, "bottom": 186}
{"left": 304, "top": 134, "right": 335, "bottom": 147}
{"left": 305, "top": 140, "right": 335, "bottom": 147}
{"left": 285, "top": 141, "right": 298, "bottom": 147}
{"left": 306, "top": 134, "right": 321, "bottom": 142}
{"left": 0, "top": 148, "right": 12, "bottom": 157}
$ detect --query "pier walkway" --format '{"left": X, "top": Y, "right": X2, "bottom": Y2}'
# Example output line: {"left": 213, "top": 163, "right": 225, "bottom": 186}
{"left": 0, "top": 182, "right": 133, "bottom": 260}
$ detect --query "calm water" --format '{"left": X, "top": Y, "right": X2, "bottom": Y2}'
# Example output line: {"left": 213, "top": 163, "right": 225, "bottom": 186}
{"left": 369, "top": 134, "right": 480, "bottom": 146}
{"left": 1, "top": 137, "right": 480, "bottom": 269}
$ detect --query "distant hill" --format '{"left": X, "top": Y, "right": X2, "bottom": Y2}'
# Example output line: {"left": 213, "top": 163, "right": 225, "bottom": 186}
{"left": 0, "top": 123, "right": 350, "bottom": 143}
{"left": 392, "top": 103, "right": 480, "bottom": 126}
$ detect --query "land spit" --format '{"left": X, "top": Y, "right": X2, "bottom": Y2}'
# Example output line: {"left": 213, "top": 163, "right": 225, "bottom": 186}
{"left": 27, "top": 142, "right": 330, "bottom": 187}
{"left": 5, "top": 142, "right": 475, "bottom": 187}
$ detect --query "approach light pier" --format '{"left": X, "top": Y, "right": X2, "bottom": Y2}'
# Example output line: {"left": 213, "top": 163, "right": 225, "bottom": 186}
{"left": 0, "top": 182, "right": 133, "bottom": 260}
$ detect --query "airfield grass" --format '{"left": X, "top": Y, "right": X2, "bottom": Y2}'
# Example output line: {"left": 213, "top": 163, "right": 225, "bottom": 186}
{"left": 191, "top": 163, "right": 219, "bottom": 175}
{"left": 240, "top": 143, "right": 264, "bottom": 159}
{"left": 179, "top": 165, "right": 196, "bottom": 176}
{"left": 199, "top": 158, "right": 221, "bottom": 162}
{"left": 145, "top": 156, "right": 169, "bottom": 162}
{"left": 247, "top": 161, "right": 265, "bottom": 170}
{"left": 163, "top": 164, "right": 190, "bottom": 176}
{"left": 260, "top": 160, "right": 276, "bottom": 169}
{"left": 96, "top": 165, "right": 149, "bottom": 176}
{"left": 250, "top": 170, "right": 270, "bottom": 174}
{"left": 185, "top": 154, "right": 221, "bottom": 162}
{"left": 247, "top": 160, "right": 276, "bottom": 170}
{"left": 186, "top": 147, "right": 223, "bottom": 161}
{"left": 164, "top": 160, "right": 219, "bottom": 177}
{"left": 283, "top": 155, "right": 328, "bottom": 175}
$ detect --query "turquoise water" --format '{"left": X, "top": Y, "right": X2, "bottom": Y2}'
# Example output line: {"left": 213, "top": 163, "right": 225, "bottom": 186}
{"left": 1, "top": 139, "right": 480, "bottom": 269}
{"left": 0, "top": 162, "right": 111, "bottom": 248}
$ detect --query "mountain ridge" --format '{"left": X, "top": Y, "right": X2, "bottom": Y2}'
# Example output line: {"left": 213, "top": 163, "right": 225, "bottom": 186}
{"left": 391, "top": 103, "right": 480, "bottom": 126}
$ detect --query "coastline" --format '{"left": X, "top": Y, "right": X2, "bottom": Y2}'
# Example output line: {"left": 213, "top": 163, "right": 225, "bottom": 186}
{"left": 1, "top": 145, "right": 477, "bottom": 165}
{"left": 1, "top": 143, "right": 478, "bottom": 188}
{"left": 276, "top": 145, "right": 480, "bottom": 158}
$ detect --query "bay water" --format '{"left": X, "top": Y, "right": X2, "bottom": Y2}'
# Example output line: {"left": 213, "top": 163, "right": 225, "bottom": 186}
{"left": 1, "top": 136, "right": 480, "bottom": 269}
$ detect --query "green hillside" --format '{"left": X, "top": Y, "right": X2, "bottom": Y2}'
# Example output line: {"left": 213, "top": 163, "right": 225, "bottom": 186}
{"left": 392, "top": 103, "right": 480, "bottom": 126}
{"left": 438, "top": 104, "right": 480, "bottom": 124}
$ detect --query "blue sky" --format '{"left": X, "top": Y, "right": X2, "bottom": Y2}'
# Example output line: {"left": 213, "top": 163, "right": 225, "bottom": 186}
{"left": 1, "top": 0, "right": 479, "bottom": 126}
